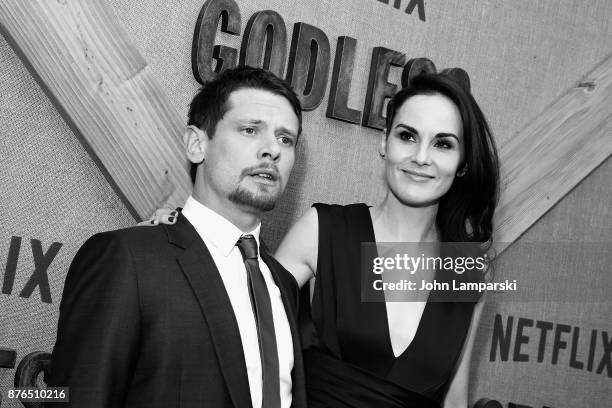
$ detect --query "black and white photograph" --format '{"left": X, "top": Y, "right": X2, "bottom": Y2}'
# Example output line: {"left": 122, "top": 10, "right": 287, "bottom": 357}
{"left": 0, "top": 0, "right": 610, "bottom": 407}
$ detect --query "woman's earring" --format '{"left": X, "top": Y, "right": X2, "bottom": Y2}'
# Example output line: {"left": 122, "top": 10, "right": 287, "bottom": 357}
{"left": 457, "top": 165, "right": 467, "bottom": 177}
{"left": 379, "top": 152, "right": 386, "bottom": 159}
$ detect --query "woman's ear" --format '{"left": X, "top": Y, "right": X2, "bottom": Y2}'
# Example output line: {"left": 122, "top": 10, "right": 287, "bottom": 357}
{"left": 184, "top": 125, "right": 208, "bottom": 164}
{"left": 379, "top": 130, "right": 387, "bottom": 159}
{"left": 457, "top": 164, "right": 468, "bottom": 177}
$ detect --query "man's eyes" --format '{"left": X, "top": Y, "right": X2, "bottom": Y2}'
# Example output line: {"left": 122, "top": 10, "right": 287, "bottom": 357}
{"left": 278, "top": 135, "right": 295, "bottom": 146}
{"left": 241, "top": 127, "right": 256, "bottom": 135}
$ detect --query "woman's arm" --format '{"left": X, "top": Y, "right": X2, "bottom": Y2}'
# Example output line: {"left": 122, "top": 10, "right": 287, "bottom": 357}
{"left": 140, "top": 206, "right": 319, "bottom": 288}
{"left": 274, "top": 207, "right": 319, "bottom": 288}
{"left": 443, "top": 297, "right": 486, "bottom": 408}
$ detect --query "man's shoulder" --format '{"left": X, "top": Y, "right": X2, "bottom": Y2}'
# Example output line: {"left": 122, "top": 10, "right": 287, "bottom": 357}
{"left": 80, "top": 224, "right": 171, "bottom": 254}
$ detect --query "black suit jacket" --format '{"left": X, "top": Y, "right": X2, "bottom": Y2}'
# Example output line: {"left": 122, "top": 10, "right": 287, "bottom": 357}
{"left": 47, "top": 214, "right": 306, "bottom": 408}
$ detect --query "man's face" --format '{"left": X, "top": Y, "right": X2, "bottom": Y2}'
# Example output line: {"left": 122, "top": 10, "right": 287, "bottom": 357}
{"left": 197, "top": 88, "right": 299, "bottom": 215}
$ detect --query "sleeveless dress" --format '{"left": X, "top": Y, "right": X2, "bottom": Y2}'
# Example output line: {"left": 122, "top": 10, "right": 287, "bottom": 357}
{"left": 301, "top": 203, "right": 476, "bottom": 408}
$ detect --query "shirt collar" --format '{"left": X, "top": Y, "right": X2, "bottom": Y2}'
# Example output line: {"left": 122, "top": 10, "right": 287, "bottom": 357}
{"left": 182, "top": 196, "right": 261, "bottom": 257}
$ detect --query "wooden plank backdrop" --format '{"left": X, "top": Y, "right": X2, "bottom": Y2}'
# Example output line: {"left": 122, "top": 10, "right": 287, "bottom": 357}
{"left": 494, "top": 54, "right": 612, "bottom": 250}
{"left": 0, "top": 0, "right": 191, "bottom": 220}
{"left": 0, "top": 0, "right": 610, "bottom": 248}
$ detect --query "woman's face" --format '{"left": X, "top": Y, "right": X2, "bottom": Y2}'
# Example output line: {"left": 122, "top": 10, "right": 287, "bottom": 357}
{"left": 381, "top": 93, "right": 464, "bottom": 207}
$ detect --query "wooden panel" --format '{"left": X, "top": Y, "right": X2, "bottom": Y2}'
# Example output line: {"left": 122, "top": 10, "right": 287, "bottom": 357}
{"left": 1, "top": 0, "right": 610, "bottom": 247}
{"left": 0, "top": 0, "right": 191, "bottom": 220}
{"left": 494, "top": 53, "right": 612, "bottom": 251}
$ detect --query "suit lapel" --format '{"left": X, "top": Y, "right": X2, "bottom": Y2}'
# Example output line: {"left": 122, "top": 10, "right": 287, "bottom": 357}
{"left": 167, "top": 216, "right": 252, "bottom": 408}
{"left": 260, "top": 248, "right": 307, "bottom": 408}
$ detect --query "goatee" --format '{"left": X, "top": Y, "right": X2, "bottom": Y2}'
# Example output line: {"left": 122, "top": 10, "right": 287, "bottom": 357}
{"left": 228, "top": 187, "right": 277, "bottom": 212}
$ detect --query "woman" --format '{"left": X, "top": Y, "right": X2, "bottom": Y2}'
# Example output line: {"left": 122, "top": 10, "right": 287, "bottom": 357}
{"left": 274, "top": 73, "right": 499, "bottom": 407}
{"left": 151, "top": 72, "right": 499, "bottom": 407}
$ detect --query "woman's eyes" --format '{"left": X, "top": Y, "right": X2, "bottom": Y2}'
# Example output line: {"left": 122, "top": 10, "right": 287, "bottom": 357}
{"left": 434, "top": 140, "right": 453, "bottom": 149}
{"left": 398, "top": 131, "right": 455, "bottom": 150}
{"left": 398, "top": 131, "right": 417, "bottom": 142}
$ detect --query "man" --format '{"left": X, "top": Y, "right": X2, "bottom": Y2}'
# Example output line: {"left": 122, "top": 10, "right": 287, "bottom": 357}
{"left": 47, "top": 66, "right": 306, "bottom": 408}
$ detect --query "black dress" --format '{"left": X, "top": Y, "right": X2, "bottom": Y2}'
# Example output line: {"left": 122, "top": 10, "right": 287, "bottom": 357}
{"left": 301, "top": 203, "right": 476, "bottom": 408}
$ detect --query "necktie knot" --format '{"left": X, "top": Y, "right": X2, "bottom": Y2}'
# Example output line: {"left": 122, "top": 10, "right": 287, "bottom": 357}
{"left": 237, "top": 234, "right": 258, "bottom": 260}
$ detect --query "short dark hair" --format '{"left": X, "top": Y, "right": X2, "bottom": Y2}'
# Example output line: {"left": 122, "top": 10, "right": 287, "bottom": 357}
{"left": 187, "top": 66, "right": 302, "bottom": 183}
{"left": 386, "top": 73, "right": 500, "bottom": 247}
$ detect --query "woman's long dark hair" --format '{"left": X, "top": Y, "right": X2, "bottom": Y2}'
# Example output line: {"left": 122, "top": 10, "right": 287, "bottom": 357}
{"left": 385, "top": 73, "right": 500, "bottom": 248}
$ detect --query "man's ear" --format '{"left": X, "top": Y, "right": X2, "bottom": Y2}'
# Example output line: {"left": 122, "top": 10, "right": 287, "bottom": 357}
{"left": 184, "top": 125, "right": 208, "bottom": 164}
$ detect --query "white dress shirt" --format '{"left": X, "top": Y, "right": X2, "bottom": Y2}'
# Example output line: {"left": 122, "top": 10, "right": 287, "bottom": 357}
{"left": 182, "top": 196, "right": 294, "bottom": 408}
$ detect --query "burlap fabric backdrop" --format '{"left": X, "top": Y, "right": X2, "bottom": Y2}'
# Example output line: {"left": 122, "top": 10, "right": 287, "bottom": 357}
{"left": 1, "top": 0, "right": 611, "bottom": 406}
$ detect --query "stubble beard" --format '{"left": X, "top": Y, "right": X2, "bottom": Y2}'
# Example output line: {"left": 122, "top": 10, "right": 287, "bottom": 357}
{"left": 228, "top": 184, "right": 279, "bottom": 212}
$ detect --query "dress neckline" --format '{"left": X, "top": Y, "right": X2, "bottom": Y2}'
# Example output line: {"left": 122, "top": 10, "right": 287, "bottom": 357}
{"left": 360, "top": 203, "right": 433, "bottom": 361}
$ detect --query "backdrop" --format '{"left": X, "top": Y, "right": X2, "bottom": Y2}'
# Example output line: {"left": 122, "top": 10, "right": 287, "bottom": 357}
{"left": 1, "top": 0, "right": 611, "bottom": 407}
